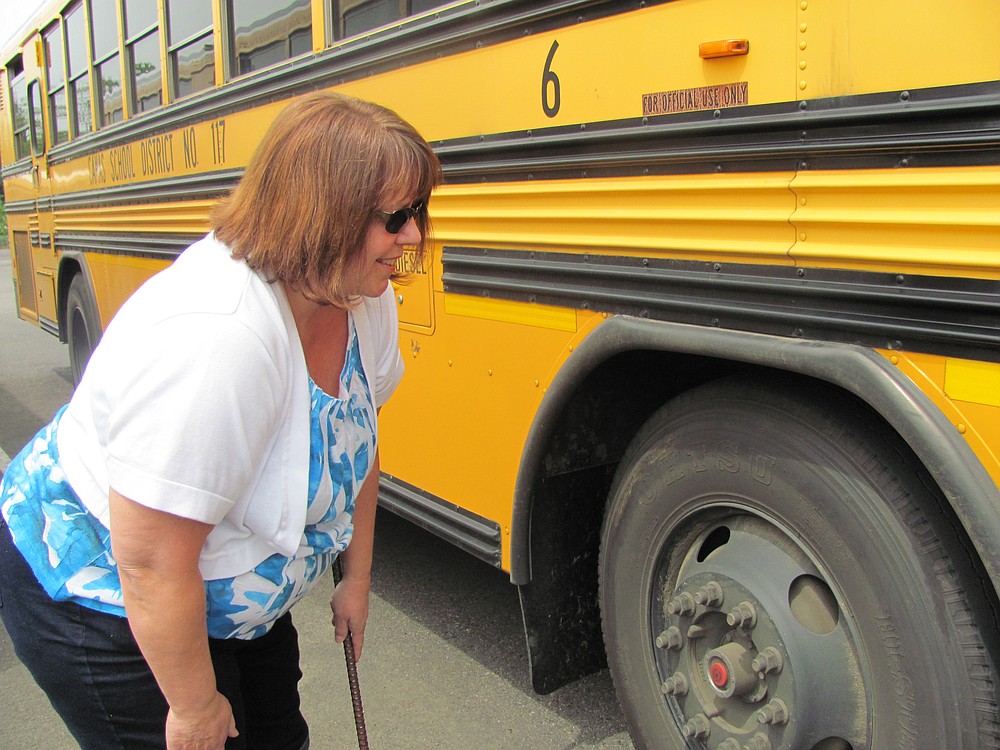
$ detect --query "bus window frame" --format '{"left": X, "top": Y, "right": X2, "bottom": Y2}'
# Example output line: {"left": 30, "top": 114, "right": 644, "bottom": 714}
{"left": 43, "top": 20, "right": 70, "bottom": 146}
{"left": 28, "top": 79, "right": 45, "bottom": 157}
{"left": 64, "top": 0, "right": 94, "bottom": 138}
{"left": 7, "top": 60, "right": 31, "bottom": 161}
{"left": 122, "top": 0, "right": 164, "bottom": 116}
{"left": 89, "top": 0, "right": 126, "bottom": 127}
{"left": 226, "top": 0, "right": 314, "bottom": 80}
{"left": 164, "top": 0, "right": 215, "bottom": 101}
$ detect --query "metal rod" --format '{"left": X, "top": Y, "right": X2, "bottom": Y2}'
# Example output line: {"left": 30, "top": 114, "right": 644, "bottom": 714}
{"left": 332, "top": 556, "right": 369, "bottom": 749}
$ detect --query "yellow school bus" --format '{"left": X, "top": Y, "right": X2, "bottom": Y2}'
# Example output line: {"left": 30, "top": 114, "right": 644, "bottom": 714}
{"left": 3, "top": 1, "right": 1000, "bottom": 747}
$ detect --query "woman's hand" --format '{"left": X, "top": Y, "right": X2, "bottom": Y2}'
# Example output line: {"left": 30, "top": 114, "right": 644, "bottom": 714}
{"left": 165, "top": 691, "right": 239, "bottom": 749}
{"left": 330, "top": 573, "right": 371, "bottom": 659}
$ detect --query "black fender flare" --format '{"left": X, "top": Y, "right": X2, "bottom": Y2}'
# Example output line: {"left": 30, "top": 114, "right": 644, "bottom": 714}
{"left": 510, "top": 316, "right": 1000, "bottom": 594}
{"left": 57, "top": 250, "right": 100, "bottom": 343}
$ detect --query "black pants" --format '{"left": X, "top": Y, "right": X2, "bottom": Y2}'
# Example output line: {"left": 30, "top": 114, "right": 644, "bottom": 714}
{"left": 0, "top": 518, "right": 309, "bottom": 750}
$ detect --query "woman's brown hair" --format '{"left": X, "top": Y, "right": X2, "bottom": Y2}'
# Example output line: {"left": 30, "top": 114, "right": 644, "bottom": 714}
{"left": 212, "top": 91, "right": 441, "bottom": 306}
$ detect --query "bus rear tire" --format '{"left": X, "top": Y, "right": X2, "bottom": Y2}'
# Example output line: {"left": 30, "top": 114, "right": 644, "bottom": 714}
{"left": 599, "top": 376, "right": 1000, "bottom": 750}
{"left": 66, "top": 274, "right": 100, "bottom": 385}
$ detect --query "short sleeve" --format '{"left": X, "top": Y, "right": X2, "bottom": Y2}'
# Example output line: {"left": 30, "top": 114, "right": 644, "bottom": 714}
{"left": 361, "top": 286, "right": 405, "bottom": 408}
{"left": 103, "top": 314, "right": 287, "bottom": 524}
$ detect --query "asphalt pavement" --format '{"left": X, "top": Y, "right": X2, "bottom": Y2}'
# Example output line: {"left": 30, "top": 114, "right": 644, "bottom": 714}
{"left": 0, "top": 247, "right": 636, "bottom": 749}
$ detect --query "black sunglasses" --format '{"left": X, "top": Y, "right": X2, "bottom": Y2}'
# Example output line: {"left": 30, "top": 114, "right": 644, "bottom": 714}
{"left": 375, "top": 199, "right": 427, "bottom": 234}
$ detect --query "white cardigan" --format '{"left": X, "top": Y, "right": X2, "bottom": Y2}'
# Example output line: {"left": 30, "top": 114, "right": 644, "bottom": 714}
{"left": 57, "top": 234, "right": 404, "bottom": 579}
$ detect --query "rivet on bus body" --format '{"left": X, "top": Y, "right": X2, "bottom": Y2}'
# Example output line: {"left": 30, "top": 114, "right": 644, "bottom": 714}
{"left": 800, "top": 61, "right": 807, "bottom": 70}
{"left": 800, "top": 197, "right": 807, "bottom": 205}
{"left": 448, "top": 360, "right": 453, "bottom": 367}
{"left": 799, "top": 233, "right": 807, "bottom": 241}
{"left": 800, "top": 0, "right": 808, "bottom": 8}
{"left": 488, "top": 369, "right": 493, "bottom": 376}
{"left": 799, "top": 80, "right": 808, "bottom": 90}
{"left": 800, "top": 23, "right": 808, "bottom": 32}
{"left": 799, "top": 41, "right": 807, "bottom": 50}
{"left": 534, "top": 380, "right": 540, "bottom": 387}
{"left": 957, "top": 423, "right": 967, "bottom": 434}
{"left": 890, "top": 355, "right": 899, "bottom": 365}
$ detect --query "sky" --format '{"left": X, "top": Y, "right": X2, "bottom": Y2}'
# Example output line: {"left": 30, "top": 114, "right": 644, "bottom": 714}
{"left": 1, "top": 0, "right": 47, "bottom": 51}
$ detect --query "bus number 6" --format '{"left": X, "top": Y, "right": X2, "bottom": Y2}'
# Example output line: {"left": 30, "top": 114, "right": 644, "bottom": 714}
{"left": 541, "top": 40, "right": 560, "bottom": 118}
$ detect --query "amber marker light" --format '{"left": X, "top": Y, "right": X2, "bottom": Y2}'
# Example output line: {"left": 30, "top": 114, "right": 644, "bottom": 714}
{"left": 699, "top": 39, "right": 750, "bottom": 59}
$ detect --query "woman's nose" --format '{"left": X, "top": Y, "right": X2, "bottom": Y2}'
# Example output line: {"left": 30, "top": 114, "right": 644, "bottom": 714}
{"left": 397, "top": 217, "right": 422, "bottom": 244}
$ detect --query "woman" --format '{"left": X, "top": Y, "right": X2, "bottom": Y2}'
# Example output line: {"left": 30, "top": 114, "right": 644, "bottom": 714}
{"left": 0, "top": 91, "right": 441, "bottom": 749}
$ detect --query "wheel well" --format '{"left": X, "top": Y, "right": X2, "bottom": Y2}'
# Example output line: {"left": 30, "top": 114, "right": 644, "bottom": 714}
{"left": 517, "top": 348, "right": 764, "bottom": 693}
{"left": 515, "top": 335, "right": 1000, "bottom": 695}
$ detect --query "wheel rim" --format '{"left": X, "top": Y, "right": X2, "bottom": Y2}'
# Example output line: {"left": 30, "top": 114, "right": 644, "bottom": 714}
{"left": 651, "top": 502, "right": 867, "bottom": 750}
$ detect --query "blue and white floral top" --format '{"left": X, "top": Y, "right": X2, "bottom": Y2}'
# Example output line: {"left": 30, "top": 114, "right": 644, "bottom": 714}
{"left": 0, "top": 320, "right": 376, "bottom": 640}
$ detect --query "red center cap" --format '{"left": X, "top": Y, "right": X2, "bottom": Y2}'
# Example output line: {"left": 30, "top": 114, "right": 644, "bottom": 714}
{"left": 708, "top": 659, "right": 729, "bottom": 688}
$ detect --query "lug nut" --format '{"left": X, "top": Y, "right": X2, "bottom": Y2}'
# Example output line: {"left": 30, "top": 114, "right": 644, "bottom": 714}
{"left": 751, "top": 646, "right": 784, "bottom": 675}
{"left": 718, "top": 740, "right": 741, "bottom": 750}
{"left": 694, "top": 581, "right": 724, "bottom": 607}
{"left": 727, "top": 601, "right": 757, "bottom": 629}
{"left": 686, "top": 623, "right": 708, "bottom": 639}
{"left": 660, "top": 672, "right": 689, "bottom": 696}
{"left": 667, "top": 591, "right": 697, "bottom": 616}
{"left": 680, "top": 713, "right": 711, "bottom": 739}
{"left": 756, "top": 698, "right": 790, "bottom": 725}
{"left": 655, "top": 626, "right": 683, "bottom": 650}
{"left": 743, "top": 733, "right": 773, "bottom": 750}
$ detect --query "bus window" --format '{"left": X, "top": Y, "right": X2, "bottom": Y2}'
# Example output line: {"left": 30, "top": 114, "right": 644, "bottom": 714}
{"left": 166, "top": 0, "right": 214, "bottom": 98}
{"left": 28, "top": 80, "right": 44, "bottom": 156}
{"left": 230, "top": 0, "right": 312, "bottom": 77}
{"left": 335, "top": 0, "right": 449, "bottom": 39}
{"left": 7, "top": 59, "right": 30, "bottom": 160}
{"left": 44, "top": 22, "right": 70, "bottom": 144}
{"left": 64, "top": 2, "right": 93, "bottom": 136}
{"left": 341, "top": 0, "right": 397, "bottom": 36}
{"left": 124, "top": 0, "right": 163, "bottom": 113}
{"left": 91, "top": 0, "right": 124, "bottom": 126}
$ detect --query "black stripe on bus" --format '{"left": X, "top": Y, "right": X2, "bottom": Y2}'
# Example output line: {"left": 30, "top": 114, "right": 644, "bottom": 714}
{"left": 2, "top": 169, "right": 243, "bottom": 215}
{"left": 378, "top": 473, "right": 502, "bottom": 567}
{"left": 56, "top": 232, "right": 204, "bottom": 259}
{"left": 435, "top": 81, "right": 1000, "bottom": 182}
{"left": 441, "top": 246, "right": 1000, "bottom": 365}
